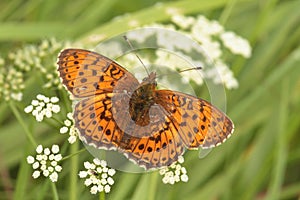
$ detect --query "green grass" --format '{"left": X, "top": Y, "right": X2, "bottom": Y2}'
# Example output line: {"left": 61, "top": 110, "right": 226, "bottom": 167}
{"left": 1, "top": 0, "right": 300, "bottom": 199}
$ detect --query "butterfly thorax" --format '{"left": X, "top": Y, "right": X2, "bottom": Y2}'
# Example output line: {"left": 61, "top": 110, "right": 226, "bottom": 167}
{"left": 129, "top": 72, "right": 157, "bottom": 126}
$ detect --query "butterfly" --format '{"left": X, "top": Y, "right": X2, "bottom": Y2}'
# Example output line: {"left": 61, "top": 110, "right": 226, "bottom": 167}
{"left": 57, "top": 48, "right": 234, "bottom": 170}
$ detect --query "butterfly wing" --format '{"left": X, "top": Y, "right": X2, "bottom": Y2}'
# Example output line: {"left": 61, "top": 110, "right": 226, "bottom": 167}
{"left": 154, "top": 90, "right": 234, "bottom": 149}
{"left": 57, "top": 49, "right": 139, "bottom": 150}
{"left": 57, "top": 49, "right": 139, "bottom": 97}
{"left": 117, "top": 103, "right": 185, "bottom": 169}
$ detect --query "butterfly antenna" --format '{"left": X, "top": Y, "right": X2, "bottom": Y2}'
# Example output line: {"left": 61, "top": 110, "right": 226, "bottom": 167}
{"left": 156, "top": 66, "right": 202, "bottom": 79}
{"left": 177, "top": 66, "right": 202, "bottom": 73}
{"left": 123, "top": 35, "right": 150, "bottom": 76}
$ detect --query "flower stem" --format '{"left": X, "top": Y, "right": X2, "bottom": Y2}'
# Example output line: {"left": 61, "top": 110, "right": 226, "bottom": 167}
{"left": 50, "top": 182, "right": 59, "bottom": 200}
{"left": 8, "top": 101, "right": 37, "bottom": 147}
{"left": 148, "top": 172, "right": 158, "bottom": 200}
{"left": 70, "top": 140, "right": 79, "bottom": 200}
{"left": 99, "top": 191, "right": 105, "bottom": 200}
{"left": 61, "top": 148, "right": 86, "bottom": 161}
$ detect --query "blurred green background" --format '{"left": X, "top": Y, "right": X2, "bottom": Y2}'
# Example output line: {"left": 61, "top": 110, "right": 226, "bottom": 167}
{"left": 1, "top": 0, "right": 300, "bottom": 199}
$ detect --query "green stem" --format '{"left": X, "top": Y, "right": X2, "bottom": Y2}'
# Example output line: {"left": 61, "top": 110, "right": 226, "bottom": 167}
{"left": 99, "top": 191, "right": 105, "bottom": 200}
{"left": 8, "top": 101, "right": 37, "bottom": 147}
{"left": 69, "top": 140, "right": 79, "bottom": 200}
{"left": 50, "top": 182, "right": 59, "bottom": 200}
{"left": 219, "top": 0, "right": 237, "bottom": 25}
{"left": 60, "top": 148, "right": 86, "bottom": 161}
{"left": 148, "top": 172, "right": 158, "bottom": 200}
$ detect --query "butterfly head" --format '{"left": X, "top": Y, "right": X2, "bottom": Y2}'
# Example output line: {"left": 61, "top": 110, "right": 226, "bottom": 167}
{"left": 142, "top": 72, "right": 157, "bottom": 86}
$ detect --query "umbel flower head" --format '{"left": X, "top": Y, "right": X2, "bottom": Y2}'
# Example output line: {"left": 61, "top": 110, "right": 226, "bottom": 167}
{"left": 24, "top": 94, "right": 60, "bottom": 122}
{"left": 79, "top": 158, "right": 116, "bottom": 194}
{"left": 159, "top": 156, "right": 188, "bottom": 184}
{"left": 27, "top": 144, "right": 62, "bottom": 182}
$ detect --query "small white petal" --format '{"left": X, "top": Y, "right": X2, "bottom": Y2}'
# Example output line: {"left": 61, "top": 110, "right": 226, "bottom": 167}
{"left": 43, "top": 97, "right": 50, "bottom": 103}
{"left": 55, "top": 165, "right": 62, "bottom": 172}
{"left": 50, "top": 97, "right": 59, "bottom": 103}
{"left": 54, "top": 154, "right": 62, "bottom": 161}
{"left": 48, "top": 166, "right": 54, "bottom": 172}
{"left": 35, "top": 105, "right": 43, "bottom": 111}
{"left": 100, "top": 178, "right": 107, "bottom": 185}
{"left": 36, "top": 155, "right": 43, "bottom": 161}
{"left": 78, "top": 171, "right": 88, "bottom": 178}
{"left": 35, "top": 114, "right": 44, "bottom": 122}
{"left": 107, "top": 169, "right": 116, "bottom": 176}
{"left": 101, "top": 173, "right": 108, "bottom": 179}
{"left": 68, "top": 135, "right": 77, "bottom": 144}
{"left": 60, "top": 126, "right": 68, "bottom": 134}
{"left": 51, "top": 161, "right": 57, "bottom": 167}
{"left": 98, "top": 185, "right": 104, "bottom": 192}
{"left": 90, "top": 185, "right": 98, "bottom": 194}
{"left": 84, "top": 161, "right": 92, "bottom": 169}
{"left": 32, "top": 171, "right": 41, "bottom": 179}
{"left": 177, "top": 156, "right": 184, "bottom": 164}
{"left": 42, "top": 155, "right": 48, "bottom": 161}
{"left": 181, "top": 174, "right": 189, "bottom": 182}
{"left": 159, "top": 168, "right": 167, "bottom": 175}
{"left": 84, "top": 178, "right": 93, "bottom": 186}
{"left": 93, "top": 158, "right": 101, "bottom": 166}
{"left": 36, "top": 94, "right": 45, "bottom": 101}
{"left": 174, "top": 175, "right": 180, "bottom": 182}
{"left": 36, "top": 145, "right": 43, "bottom": 154}
{"left": 24, "top": 105, "right": 33, "bottom": 113}
{"left": 45, "top": 110, "right": 52, "bottom": 118}
{"left": 169, "top": 177, "right": 175, "bottom": 185}
{"left": 51, "top": 145, "right": 60, "bottom": 154}
{"left": 107, "top": 177, "right": 114, "bottom": 185}
{"left": 162, "top": 176, "right": 169, "bottom": 184}
{"left": 32, "top": 162, "right": 40, "bottom": 169}
{"left": 49, "top": 172, "right": 58, "bottom": 182}
{"left": 181, "top": 167, "right": 187, "bottom": 174}
{"left": 44, "top": 148, "right": 50, "bottom": 155}
{"left": 43, "top": 170, "right": 50, "bottom": 177}
{"left": 104, "top": 185, "right": 111, "bottom": 193}
{"left": 31, "top": 100, "right": 39, "bottom": 106}
{"left": 27, "top": 156, "right": 35, "bottom": 164}
{"left": 96, "top": 167, "right": 102, "bottom": 174}
{"left": 51, "top": 105, "right": 60, "bottom": 113}
{"left": 64, "top": 119, "right": 72, "bottom": 127}
{"left": 67, "top": 112, "right": 73, "bottom": 119}
{"left": 49, "top": 154, "right": 55, "bottom": 160}
{"left": 40, "top": 164, "right": 47, "bottom": 171}
{"left": 102, "top": 167, "right": 108, "bottom": 173}
{"left": 100, "top": 160, "right": 107, "bottom": 167}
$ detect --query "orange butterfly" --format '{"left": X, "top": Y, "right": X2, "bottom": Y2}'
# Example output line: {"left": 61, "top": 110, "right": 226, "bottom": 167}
{"left": 57, "top": 49, "right": 234, "bottom": 169}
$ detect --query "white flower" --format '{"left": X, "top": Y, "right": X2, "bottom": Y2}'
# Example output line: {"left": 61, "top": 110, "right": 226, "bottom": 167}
{"left": 171, "top": 15, "right": 195, "bottom": 30}
{"left": 24, "top": 94, "right": 60, "bottom": 122}
{"left": 79, "top": 158, "right": 116, "bottom": 194}
{"left": 27, "top": 144, "right": 62, "bottom": 182}
{"left": 60, "top": 112, "right": 79, "bottom": 144}
{"left": 159, "top": 156, "right": 188, "bottom": 184}
{"left": 220, "top": 31, "right": 252, "bottom": 58}
{"left": 0, "top": 67, "right": 24, "bottom": 101}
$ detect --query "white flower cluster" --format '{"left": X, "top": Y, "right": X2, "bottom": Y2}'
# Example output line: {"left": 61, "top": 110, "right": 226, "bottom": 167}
{"left": 124, "top": 14, "right": 252, "bottom": 90}
{"left": 171, "top": 14, "right": 251, "bottom": 89}
{"left": 159, "top": 156, "right": 188, "bottom": 184}
{"left": 8, "top": 38, "right": 72, "bottom": 89}
{"left": 60, "top": 112, "right": 79, "bottom": 144}
{"left": 79, "top": 158, "right": 116, "bottom": 194}
{"left": 0, "top": 66, "right": 24, "bottom": 101}
{"left": 27, "top": 144, "right": 62, "bottom": 182}
{"left": 24, "top": 94, "right": 60, "bottom": 122}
